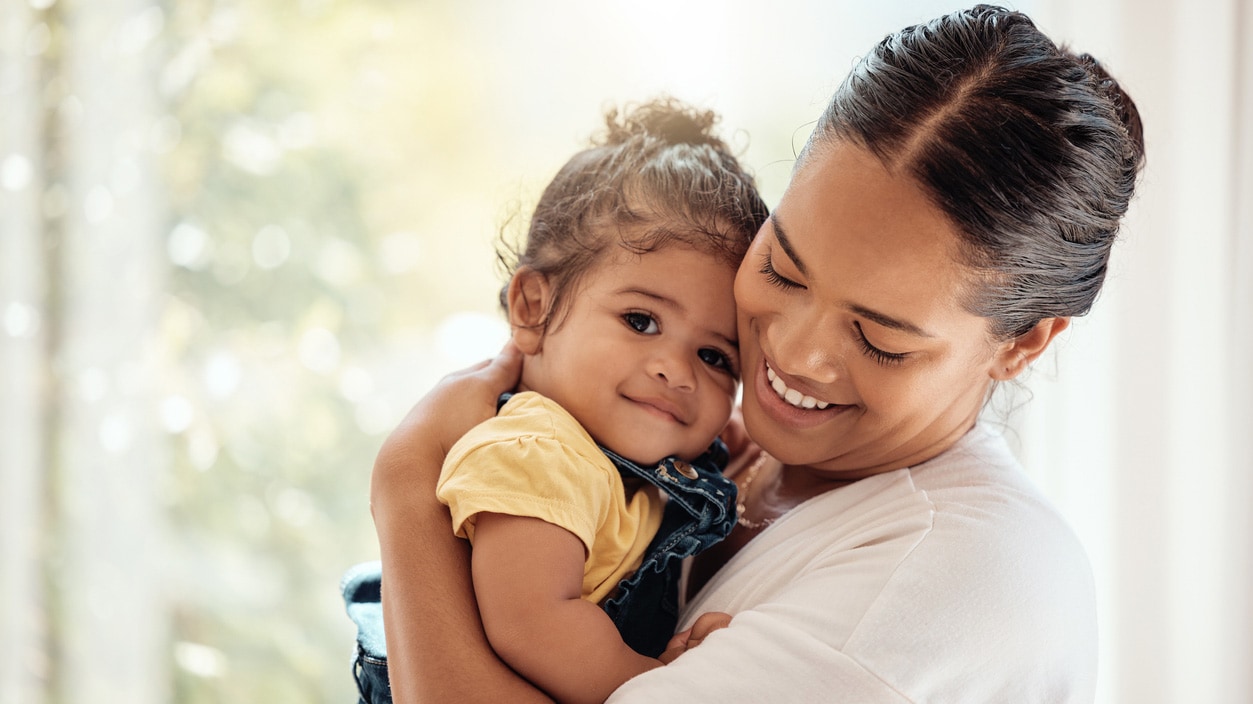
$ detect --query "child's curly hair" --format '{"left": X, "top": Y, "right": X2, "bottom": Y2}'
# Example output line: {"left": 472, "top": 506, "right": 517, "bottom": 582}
{"left": 498, "top": 97, "right": 770, "bottom": 329}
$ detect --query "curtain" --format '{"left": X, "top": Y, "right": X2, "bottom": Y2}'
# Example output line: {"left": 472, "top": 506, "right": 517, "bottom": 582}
{"left": 1013, "top": 0, "right": 1253, "bottom": 702}
{"left": 0, "top": 1, "right": 166, "bottom": 702}
{"left": 1, "top": 2, "right": 52, "bottom": 702}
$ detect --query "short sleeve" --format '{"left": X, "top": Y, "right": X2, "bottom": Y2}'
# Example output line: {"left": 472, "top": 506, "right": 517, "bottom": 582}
{"left": 436, "top": 430, "right": 617, "bottom": 554}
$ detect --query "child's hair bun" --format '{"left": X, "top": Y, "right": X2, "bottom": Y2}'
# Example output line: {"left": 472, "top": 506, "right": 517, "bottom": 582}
{"left": 600, "top": 97, "right": 721, "bottom": 148}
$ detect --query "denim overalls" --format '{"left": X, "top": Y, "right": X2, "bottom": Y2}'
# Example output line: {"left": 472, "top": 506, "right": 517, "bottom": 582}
{"left": 342, "top": 399, "right": 738, "bottom": 704}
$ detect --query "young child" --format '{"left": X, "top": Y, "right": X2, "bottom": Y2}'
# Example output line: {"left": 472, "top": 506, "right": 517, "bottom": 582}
{"left": 433, "top": 99, "right": 768, "bottom": 704}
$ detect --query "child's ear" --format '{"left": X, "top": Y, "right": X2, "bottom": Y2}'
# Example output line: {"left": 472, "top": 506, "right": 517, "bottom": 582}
{"left": 989, "top": 317, "right": 1070, "bottom": 381}
{"left": 505, "top": 267, "right": 552, "bottom": 355}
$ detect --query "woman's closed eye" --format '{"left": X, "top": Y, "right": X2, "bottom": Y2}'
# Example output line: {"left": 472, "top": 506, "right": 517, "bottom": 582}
{"left": 759, "top": 251, "right": 803, "bottom": 290}
{"left": 623, "top": 311, "right": 660, "bottom": 334}
{"left": 854, "top": 322, "right": 908, "bottom": 366}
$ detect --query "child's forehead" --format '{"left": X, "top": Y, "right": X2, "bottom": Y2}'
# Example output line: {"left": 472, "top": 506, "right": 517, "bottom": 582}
{"left": 580, "top": 244, "right": 739, "bottom": 301}
{"left": 593, "top": 239, "right": 738, "bottom": 274}
{"left": 547, "top": 244, "right": 740, "bottom": 342}
{"left": 592, "top": 217, "right": 743, "bottom": 261}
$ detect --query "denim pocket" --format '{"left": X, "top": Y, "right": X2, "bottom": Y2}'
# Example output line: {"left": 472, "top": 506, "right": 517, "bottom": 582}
{"left": 353, "top": 644, "right": 392, "bottom": 704}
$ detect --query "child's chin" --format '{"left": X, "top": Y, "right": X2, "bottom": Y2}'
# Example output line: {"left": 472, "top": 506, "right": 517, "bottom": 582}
{"left": 629, "top": 452, "right": 668, "bottom": 467}
{"left": 613, "top": 446, "right": 670, "bottom": 467}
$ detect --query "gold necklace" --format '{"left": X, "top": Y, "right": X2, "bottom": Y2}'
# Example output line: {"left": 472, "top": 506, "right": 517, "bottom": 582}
{"left": 735, "top": 451, "right": 775, "bottom": 530}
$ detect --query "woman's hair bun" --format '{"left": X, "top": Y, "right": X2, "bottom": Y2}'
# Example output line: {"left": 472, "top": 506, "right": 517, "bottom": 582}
{"left": 1074, "top": 51, "right": 1146, "bottom": 168}
{"left": 600, "top": 96, "right": 721, "bottom": 147}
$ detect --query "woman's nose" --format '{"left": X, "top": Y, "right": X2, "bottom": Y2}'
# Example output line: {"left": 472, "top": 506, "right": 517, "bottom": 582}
{"left": 768, "top": 313, "right": 841, "bottom": 385}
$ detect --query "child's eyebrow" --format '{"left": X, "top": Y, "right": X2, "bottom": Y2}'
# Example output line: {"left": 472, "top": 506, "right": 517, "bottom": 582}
{"left": 618, "top": 287, "right": 676, "bottom": 307}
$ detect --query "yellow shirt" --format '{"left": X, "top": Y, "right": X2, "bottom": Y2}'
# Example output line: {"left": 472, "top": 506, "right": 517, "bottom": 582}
{"left": 436, "top": 391, "right": 664, "bottom": 604}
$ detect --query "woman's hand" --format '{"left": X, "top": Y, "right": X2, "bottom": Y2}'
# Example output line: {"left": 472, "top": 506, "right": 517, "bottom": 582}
{"left": 370, "top": 342, "right": 551, "bottom": 704}
{"left": 658, "top": 612, "right": 733, "bottom": 664}
{"left": 372, "top": 341, "right": 523, "bottom": 501}
{"left": 419, "top": 340, "right": 523, "bottom": 454}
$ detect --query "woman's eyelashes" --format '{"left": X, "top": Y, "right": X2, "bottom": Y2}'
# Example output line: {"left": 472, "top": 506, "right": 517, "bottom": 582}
{"left": 854, "top": 322, "right": 908, "bottom": 366}
{"left": 758, "top": 251, "right": 803, "bottom": 290}
{"left": 758, "top": 246, "right": 906, "bottom": 368}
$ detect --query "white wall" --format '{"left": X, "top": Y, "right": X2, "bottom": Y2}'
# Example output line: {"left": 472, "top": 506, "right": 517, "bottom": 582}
{"left": 1015, "top": 1, "right": 1253, "bottom": 702}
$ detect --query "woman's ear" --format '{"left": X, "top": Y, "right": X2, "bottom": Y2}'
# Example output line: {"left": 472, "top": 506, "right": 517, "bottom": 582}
{"left": 505, "top": 267, "right": 552, "bottom": 355}
{"left": 989, "top": 317, "right": 1070, "bottom": 380}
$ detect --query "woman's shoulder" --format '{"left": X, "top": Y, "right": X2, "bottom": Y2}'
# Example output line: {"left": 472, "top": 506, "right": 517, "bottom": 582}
{"left": 907, "top": 424, "right": 1085, "bottom": 555}
{"left": 895, "top": 423, "right": 1093, "bottom": 590}
{"left": 725, "top": 426, "right": 1096, "bottom": 700}
{"left": 782, "top": 424, "right": 1096, "bottom": 644}
{"left": 851, "top": 425, "right": 1098, "bottom": 697}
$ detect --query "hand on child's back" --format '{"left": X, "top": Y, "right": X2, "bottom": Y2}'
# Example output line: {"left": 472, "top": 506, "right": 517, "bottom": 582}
{"left": 658, "top": 611, "right": 732, "bottom": 664}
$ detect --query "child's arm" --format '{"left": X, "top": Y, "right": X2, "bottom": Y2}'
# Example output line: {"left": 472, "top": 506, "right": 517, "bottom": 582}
{"left": 471, "top": 512, "right": 663, "bottom": 704}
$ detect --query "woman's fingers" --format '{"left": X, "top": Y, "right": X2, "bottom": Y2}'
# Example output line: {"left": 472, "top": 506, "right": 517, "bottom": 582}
{"left": 374, "top": 343, "right": 525, "bottom": 499}
{"left": 658, "top": 630, "right": 690, "bottom": 665}
{"left": 480, "top": 339, "right": 523, "bottom": 385}
{"left": 686, "top": 611, "right": 732, "bottom": 647}
{"left": 444, "top": 341, "right": 517, "bottom": 378}
{"left": 657, "top": 612, "right": 733, "bottom": 664}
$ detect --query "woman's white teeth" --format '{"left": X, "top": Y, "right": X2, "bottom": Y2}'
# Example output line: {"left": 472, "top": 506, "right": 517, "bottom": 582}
{"left": 766, "top": 365, "right": 830, "bottom": 410}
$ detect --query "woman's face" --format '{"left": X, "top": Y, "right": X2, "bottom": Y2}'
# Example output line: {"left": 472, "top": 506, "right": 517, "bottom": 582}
{"left": 734, "top": 139, "right": 1006, "bottom": 477}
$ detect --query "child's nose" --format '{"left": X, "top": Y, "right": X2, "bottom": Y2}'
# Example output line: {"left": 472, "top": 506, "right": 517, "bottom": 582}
{"left": 648, "top": 349, "right": 696, "bottom": 391}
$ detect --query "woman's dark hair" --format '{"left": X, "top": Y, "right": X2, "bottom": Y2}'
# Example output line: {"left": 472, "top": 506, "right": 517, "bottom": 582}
{"left": 499, "top": 97, "right": 770, "bottom": 327}
{"left": 808, "top": 4, "right": 1146, "bottom": 340}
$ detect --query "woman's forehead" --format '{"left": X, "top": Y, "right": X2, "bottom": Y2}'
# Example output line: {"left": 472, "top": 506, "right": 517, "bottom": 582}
{"left": 771, "top": 144, "right": 981, "bottom": 329}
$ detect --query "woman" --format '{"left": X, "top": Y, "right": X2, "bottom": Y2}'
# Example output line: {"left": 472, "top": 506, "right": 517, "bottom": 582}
{"left": 369, "top": 5, "right": 1145, "bottom": 702}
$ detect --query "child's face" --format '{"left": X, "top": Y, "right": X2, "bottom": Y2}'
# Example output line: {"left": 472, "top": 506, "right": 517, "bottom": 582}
{"left": 517, "top": 245, "right": 740, "bottom": 465}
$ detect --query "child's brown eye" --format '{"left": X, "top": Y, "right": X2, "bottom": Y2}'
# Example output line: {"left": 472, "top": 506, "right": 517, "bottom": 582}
{"left": 698, "top": 348, "right": 734, "bottom": 374}
{"left": 623, "top": 312, "right": 659, "bottom": 334}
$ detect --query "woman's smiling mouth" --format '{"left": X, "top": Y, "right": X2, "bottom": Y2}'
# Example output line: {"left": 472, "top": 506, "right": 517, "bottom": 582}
{"left": 766, "top": 363, "right": 830, "bottom": 410}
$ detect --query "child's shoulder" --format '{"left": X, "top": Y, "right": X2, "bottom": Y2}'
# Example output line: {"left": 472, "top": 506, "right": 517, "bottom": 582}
{"left": 498, "top": 391, "right": 583, "bottom": 434}
{"left": 453, "top": 390, "right": 601, "bottom": 462}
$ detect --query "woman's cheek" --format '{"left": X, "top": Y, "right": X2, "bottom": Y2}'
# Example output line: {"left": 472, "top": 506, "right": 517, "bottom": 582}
{"left": 857, "top": 366, "right": 911, "bottom": 415}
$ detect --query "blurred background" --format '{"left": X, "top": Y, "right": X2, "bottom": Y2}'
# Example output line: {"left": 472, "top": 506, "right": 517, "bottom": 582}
{"left": 0, "top": 0, "right": 1248, "bottom": 702}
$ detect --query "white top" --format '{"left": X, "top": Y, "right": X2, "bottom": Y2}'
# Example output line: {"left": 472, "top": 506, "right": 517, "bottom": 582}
{"left": 608, "top": 424, "right": 1097, "bottom": 703}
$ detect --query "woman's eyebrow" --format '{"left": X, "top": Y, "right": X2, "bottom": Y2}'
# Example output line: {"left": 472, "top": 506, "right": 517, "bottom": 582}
{"left": 774, "top": 216, "right": 935, "bottom": 339}
{"left": 849, "top": 304, "right": 936, "bottom": 338}
{"left": 770, "top": 215, "right": 808, "bottom": 277}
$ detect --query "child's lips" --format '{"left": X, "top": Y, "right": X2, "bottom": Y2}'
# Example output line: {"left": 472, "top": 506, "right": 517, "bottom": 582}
{"left": 626, "top": 395, "right": 686, "bottom": 424}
